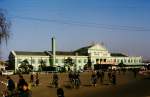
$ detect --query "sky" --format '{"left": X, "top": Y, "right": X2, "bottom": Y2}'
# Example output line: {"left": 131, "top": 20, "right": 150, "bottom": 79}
{"left": 0, "top": 0, "right": 150, "bottom": 60}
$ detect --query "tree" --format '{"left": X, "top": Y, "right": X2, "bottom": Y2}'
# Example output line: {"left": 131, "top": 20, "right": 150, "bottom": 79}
{"left": 19, "top": 59, "right": 33, "bottom": 74}
{"left": 0, "top": 9, "right": 11, "bottom": 45}
{"left": 64, "top": 57, "right": 74, "bottom": 71}
{"left": 118, "top": 60, "right": 126, "bottom": 69}
{"left": 38, "top": 59, "right": 46, "bottom": 71}
{"left": 87, "top": 57, "right": 92, "bottom": 69}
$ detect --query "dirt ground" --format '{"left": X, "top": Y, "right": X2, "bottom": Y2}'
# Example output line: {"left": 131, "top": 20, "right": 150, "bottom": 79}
{"left": 0, "top": 71, "right": 150, "bottom": 97}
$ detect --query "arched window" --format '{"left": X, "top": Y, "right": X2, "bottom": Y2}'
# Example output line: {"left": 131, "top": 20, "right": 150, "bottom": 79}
{"left": 128, "top": 59, "right": 130, "bottom": 63}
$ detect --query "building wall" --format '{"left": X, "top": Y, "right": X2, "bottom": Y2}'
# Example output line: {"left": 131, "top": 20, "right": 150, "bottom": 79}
{"left": 11, "top": 54, "right": 142, "bottom": 71}
{"left": 10, "top": 44, "right": 143, "bottom": 71}
{"left": 14, "top": 55, "right": 50, "bottom": 71}
{"left": 55, "top": 55, "right": 88, "bottom": 70}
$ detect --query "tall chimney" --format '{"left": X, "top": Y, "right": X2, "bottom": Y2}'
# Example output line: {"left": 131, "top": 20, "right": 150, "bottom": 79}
{"left": 52, "top": 36, "right": 56, "bottom": 66}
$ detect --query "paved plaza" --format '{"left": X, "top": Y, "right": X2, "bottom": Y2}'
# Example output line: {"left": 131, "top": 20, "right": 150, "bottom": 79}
{"left": 0, "top": 71, "right": 150, "bottom": 97}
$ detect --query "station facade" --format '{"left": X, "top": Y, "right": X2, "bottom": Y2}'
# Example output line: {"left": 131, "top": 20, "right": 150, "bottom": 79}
{"left": 9, "top": 43, "right": 142, "bottom": 72}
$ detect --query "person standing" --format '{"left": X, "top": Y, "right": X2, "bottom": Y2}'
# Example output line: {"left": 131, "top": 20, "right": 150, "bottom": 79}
{"left": 133, "top": 69, "right": 137, "bottom": 78}
{"left": 96, "top": 71, "right": 100, "bottom": 82}
{"left": 19, "top": 82, "right": 32, "bottom": 97}
{"left": 53, "top": 73, "right": 59, "bottom": 88}
{"left": 91, "top": 72, "right": 97, "bottom": 87}
{"left": 112, "top": 72, "right": 116, "bottom": 85}
{"left": 57, "top": 88, "right": 64, "bottom": 97}
{"left": 30, "top": 74, "right": 34, "bottom": 87}
{"left": 35, "top": 73, "right": 39, "bottom": 86}
{"left": 17, "top": 75, "right": 26, "bottom": 92}
{"left": 100, "top": 71, "right": 104, "bottom": 84}
{"left": 7, "top": 76, "right": 15, "bottom": 96}
{"left": 108, "top": 70, "right": 112, "bottom": 82}
{"left": 74, "top": 72, "right": 80, "bottom": 88}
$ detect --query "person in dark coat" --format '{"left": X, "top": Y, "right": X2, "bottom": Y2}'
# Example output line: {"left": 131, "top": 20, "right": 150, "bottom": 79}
{"left": 17, "top": 75, "right": 26, "bottom": 92}
{"left": 57, "top": 88, "right": 64, "bottom": 97}
{"left": 35, "top": 73, "right": 39, "bottom": 86}
{"left": 7, "top": 76, "right": 15, "bottom": 96}
{"left": 96, "top": 71, "right": 100, "bottom": 79}
{"left": 30, "top": 74, "right": 35, "bottom": 86}
{"left": 112, "top": 73, "right": 116, "bottom": 85}
{"left": 91, "top": 72, "right": 97, "bottom": 86}
{"left": 19, "top": 82, "right": 32, "bottom": 97}
{"left": 53, "top": 73, "right": 59, "bottom": 88}
{"left": 7, "top": 76, "right": 15, "bottom": 91}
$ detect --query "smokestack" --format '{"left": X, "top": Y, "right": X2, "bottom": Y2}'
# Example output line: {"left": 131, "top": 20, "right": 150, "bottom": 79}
{"left": 52, "top": 36, "right": 56, "bottom": 66}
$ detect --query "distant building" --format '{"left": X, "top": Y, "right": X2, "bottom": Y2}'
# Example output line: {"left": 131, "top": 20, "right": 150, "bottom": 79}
{"left": 9, "top": 43, "right": 142, "bottom": 72}
{"left": 0, "top": 60, "right": 6, "bottom": 71}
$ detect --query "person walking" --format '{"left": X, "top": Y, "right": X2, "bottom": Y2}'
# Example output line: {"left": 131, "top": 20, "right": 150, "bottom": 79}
{"left": 91, "top": 72, "right": 97, "bottom": 87}
{"left": 53, "top": 73, "right": 59, "bottom": 88}
{"left": 73, "top": 72, "right": 80, "bottom": 88}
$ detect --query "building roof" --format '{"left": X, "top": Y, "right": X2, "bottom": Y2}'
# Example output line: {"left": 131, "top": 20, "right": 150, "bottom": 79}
{"left": 110, "top": 53, "right": 128, "bottom": 57}
{"left": 14, "top": 51, "right": 48, "bottom": 56}
{"left": 48, "top": 51, "right": 86, "bottom": 56}
{"left": 75, "top": 45, "right": 93, "bottom": 52}
{"left": 14, "top": 51, "right": 86, "bottom": 56}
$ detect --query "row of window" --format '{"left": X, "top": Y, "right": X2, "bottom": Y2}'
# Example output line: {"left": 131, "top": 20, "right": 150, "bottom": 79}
{"left": 106, "top": 59, "right": 142, "bottom": 63}
{"left": 55, "top": 59, "right": 87, "bottom": 64}
{"left": 100, "top": 58, "right": 142, "bottom": 63}
{"left": 115, "top": 59, "right": 142, "bottom": 63}
{"left": 17, "top": 58, "right": 49, "bottom": 64}
{"left": 17, "top": 58, "right": 142, "bottom": 64}
{"left": 17, "top": 58, "right": 88, "bottom": 64}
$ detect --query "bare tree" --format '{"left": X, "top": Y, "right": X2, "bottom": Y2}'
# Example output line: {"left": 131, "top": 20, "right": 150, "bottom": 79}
{"left": 0, "top": 9, "right": 11, "bottom": 45}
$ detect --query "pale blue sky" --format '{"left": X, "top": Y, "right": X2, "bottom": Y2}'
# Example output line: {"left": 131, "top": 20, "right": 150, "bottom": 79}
{"left": 0, "top": 0, "right": 150, "bottom": 60}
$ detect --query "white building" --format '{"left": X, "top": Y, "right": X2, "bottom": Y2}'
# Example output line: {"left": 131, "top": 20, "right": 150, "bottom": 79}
{"left": 9, "top": 43, "right": 143, "bottom": 72}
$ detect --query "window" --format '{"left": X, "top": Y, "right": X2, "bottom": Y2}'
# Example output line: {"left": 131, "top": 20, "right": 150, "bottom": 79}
{"left": 100, "top": 59, "right": 102, "bottom": 62}
{"left": 124, "top": 59, "right": 126, "bottom": 63}
{"left": 78, "top": 60, "right": 81, "bottom": 63}
{"left": 31, "top": 59, "right": 35, "bottom": 64}
{"left": 121, "top": 59, "right": 123, "bottom": 63}
{"left": 117, "top": 59, "right": 120, "bottom": 63}
{"left": 17, "top": 59, "right": 22, "bottom": 64}
{"left": 104, "top": 59, "right": 106, "bottom": 62}
{"left": 38, "top": 59, "right": 41, "bottom": 64}
{"left": 96, "top": 59, "right": 99, "bottom": 62}
{"left": 134, "top": 59, "right": 136, "bottom": 63}
{"left": 55, "top": 59, "right": 58, "bottom": 63}
{"left": 62, "top": 59, "right": 64, "bottom": 63}
{"left": 114, "top": 59, "right": 116, "bottom": 62}
{"left": 131, "top": 59, "right": 133, "bottom": 63}
{"left": 139, "top": 59, "right": 142, "bottom": 63}
{"left": 128, "top": 59, "right": 130, "bottom": 63}
{"left": 84, "top": 59, "right": 87, "bottom": 63}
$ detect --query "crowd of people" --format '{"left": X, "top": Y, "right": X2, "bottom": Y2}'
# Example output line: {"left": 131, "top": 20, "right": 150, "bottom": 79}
{"left": 0, "top": 68, "right": 140, "bottom": 97}
{"left": 2, "top": 75, "right": 32, "bottom": 97}
{"left": 68, "top": 71, "right": 80, "bottom": 88}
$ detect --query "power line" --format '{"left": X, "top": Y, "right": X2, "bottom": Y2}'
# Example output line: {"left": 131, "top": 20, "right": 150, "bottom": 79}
{"left": 9, "top": 15, "right": 150, "bottom": 32}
